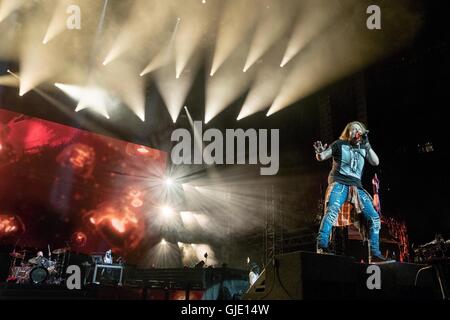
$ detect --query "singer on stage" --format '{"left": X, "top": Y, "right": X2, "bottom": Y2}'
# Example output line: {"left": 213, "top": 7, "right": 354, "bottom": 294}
{"left": 313, "top": 121, "right": 388, "bottom": 263}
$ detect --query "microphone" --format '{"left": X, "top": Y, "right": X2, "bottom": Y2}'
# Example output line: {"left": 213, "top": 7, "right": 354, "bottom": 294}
{"left": 356, "top": 130, "right": 369, "bottom": 141}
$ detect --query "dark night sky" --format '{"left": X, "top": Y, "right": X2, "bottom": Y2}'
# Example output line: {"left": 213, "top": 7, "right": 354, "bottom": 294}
{"left": 362, "top": 0, "right": 450, "bottom": 244}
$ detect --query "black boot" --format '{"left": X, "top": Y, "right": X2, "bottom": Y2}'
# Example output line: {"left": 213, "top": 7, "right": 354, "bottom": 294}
{"left": 316, "top": 246, "right": 334, "bottom": 255}
{"left": 369, "top": 254, "right": 395, "bottom": 264}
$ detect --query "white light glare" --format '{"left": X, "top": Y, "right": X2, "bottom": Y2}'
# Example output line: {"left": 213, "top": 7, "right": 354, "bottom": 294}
{"left": 161, "top": 206, "right": 173, "bottom": 217}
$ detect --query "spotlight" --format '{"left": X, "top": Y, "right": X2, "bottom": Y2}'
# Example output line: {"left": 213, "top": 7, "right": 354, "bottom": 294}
{"left": 165, "top": 177, "right": 173, "bottom": 186}
{"left": 161, "top": 206, "right": 173, "bottom": 217}
{"left": 7, "top": 69, "right": 19, "bottom": 79}
{"left": 161, "top": 239, "right": 167, "bottom": 245}
{"left": 55, "top": 82, "right": 114, "bottom": 119}
{"left": 177, "top": 242, "right": 183, "bottom": 248}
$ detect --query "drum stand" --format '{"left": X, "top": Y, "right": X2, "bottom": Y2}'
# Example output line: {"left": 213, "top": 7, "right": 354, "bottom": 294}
{"left": 7, "top": 250, "right": 26, "bottom": 282}
{"left": 56, "top": 251, "right": 68, "bottom": 284}
{"left": 7, "top": 257, "right": 17, "bottom": 281}
{"left": 415, "top": 258, "right": 449, "bottom": 300}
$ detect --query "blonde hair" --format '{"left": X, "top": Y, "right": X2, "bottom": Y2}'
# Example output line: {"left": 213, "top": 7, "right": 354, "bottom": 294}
{"left": 339, "top": 121, "right": 368, "bottom": 141}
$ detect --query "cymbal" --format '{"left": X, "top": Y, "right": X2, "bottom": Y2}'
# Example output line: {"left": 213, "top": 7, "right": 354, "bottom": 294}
{"left": 28, "top": 257, "right": 39, "bottom": 264}
{"left": 52, "top": 247, "right": 69, "bottom": 254}
{"left": 9, "top": 252, "right": 24, "bottom": 259}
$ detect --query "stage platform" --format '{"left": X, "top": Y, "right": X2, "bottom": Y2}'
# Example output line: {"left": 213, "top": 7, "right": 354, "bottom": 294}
{"left": 1, "top": 252, "right": 448, "bottom": 300}
{"left": 0, "top": 266, "right": 250, "bottom": 300}
{"left": 243, "top": 251, "right": 448, "bottom": 300}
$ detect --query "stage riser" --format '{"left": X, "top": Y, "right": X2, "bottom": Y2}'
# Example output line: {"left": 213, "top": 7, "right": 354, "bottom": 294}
{"left": 242, "top": 251, "right": 442, "bottom": 300}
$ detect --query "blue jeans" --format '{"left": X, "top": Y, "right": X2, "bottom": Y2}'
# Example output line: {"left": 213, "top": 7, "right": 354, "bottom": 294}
{"left": 317, "top": 182, "right": 381, "bottom": 257}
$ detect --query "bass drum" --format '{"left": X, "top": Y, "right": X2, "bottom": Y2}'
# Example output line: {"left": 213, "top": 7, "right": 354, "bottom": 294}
{"left": 29, "top": 266, "right": 48, "bottom": 284}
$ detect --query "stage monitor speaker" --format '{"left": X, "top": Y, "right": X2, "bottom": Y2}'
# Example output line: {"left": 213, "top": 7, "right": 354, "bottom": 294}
{"left": 242, "top": 251, "right": 359, "bottom": 300}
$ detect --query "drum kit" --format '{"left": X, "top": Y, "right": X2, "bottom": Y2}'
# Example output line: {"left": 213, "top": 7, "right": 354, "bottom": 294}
{"left": 413, "top": 235, "right": 450, "bottom": 263}
{"left": 7, "top": 247, "right": 70, "bottom": 285}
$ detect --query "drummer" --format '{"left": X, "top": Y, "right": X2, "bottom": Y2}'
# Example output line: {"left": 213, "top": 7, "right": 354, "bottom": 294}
{"left": 35, "top": 251, "right": 44, "bottom": 262}
{"left": 29, "top": 251, "right": 46, "bottom": 266}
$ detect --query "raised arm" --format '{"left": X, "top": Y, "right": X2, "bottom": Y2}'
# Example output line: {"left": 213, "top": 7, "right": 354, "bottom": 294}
{"left": 313, "top": 141, "right": 332, "bottom": 161}
{"left": 361, "top": 134, "right": 379, "bottom": 166}
{"left": 365, "top": 147, "right": 379, "bottom": 166}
